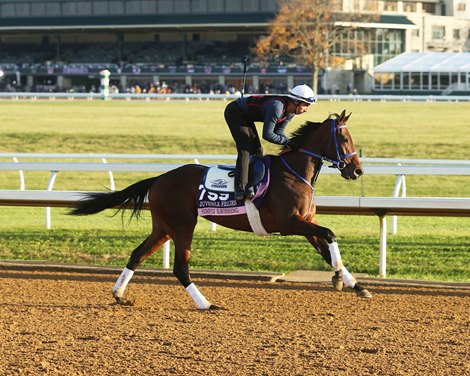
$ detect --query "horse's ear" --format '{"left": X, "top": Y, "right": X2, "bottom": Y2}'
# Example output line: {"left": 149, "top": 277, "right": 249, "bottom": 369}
{"left": 339, "top": 110, "right": 346, "bottom": 121}
{"left": 344, "top": 112, "right": 352, "bottom": 123}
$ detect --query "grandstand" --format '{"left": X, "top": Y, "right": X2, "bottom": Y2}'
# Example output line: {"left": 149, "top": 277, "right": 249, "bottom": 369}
{"left": 0, "top": 0, "right": 468, "bottom": 94}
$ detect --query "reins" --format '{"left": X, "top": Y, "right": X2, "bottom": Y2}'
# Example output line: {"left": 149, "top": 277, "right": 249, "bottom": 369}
{"left": 279, "top": 118, "right": 357, "bottom": 192}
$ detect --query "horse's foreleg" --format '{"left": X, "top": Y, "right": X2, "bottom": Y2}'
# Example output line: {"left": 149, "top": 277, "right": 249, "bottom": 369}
{"left": 113, "top": 228, "right": 170, "bottom": 305}
{"left": 306, "top": 235, "right": 372, "bottom": 298}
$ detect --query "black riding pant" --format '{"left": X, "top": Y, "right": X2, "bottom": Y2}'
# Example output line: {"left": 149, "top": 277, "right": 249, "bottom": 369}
{"left": 224, "top": 101, "right": 263, "bottom": 189}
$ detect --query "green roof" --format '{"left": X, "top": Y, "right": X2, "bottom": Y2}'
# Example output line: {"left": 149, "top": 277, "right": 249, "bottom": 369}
{"left": 0, "top": 13, "right": 275, "bottom": 30}
{"left": 379, "top": 15, "right": 415, "bottom": 26}
{"left": 0, "top": 12, "right": 415, "bottom": 31}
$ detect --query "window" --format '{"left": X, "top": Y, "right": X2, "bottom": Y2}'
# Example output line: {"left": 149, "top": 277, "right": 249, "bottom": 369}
{"left": 77, "top": 2, "right": 92, "bottom": 15}
{"left": 15, "top": 3, "right": 30, "bottom": 17}
{"left": 457, "top": 3, "right": 466, "bottom": 11}
{"left": 431, "top": 73, "right": 439, "bottom": 89}
{"left": 411, "top": 73, "right": 421, "bottom": 89}
{"left": 383, "top": 1, "right": 397, "bottom": 11}
{"left": 403, "top": 1, "right": 417, "bottom": 12}
{"left": 45, "top": 2, "right": 61, "bottom": 16}
{"left": 422, "top": 3, "right": 436, "bottom": 14}
{"left": 393, "top": 73, "right": 401, "bottom": 89}
{"left": 422, "top": 73, "right": 429, "bottom": 90}
{"left": 109, "top": 1, "right": 125, "bottom": 15}
{"left": 362, "top": 0, "right": 379, "bottom": 12}
{"left": 453, "top": 29, "right": 461, "bottom": 40}
{"left": 374, "top": 73, "right": 394, "bottom": 89}
{"left": 432, "top": 26, "right": 445, "bottom": 40}
{"left": 31, "top": 3, "right": 46, "bottom": 16}
{"left": 63, "top": 2, "right": 78, "bottom": 16}
{"left": 451, "top": 73, "right": 459, "bottom": 86}
{"left": 126, "top": 1, "right": 142, "bottom": 14}
{"left": 402, "top": 72, "right": 410, "bottom": 90}
{"left": 141, "top": 1, "right": 157, "bottom": 14}
{"left": 440, "top": 73, "right": 449, "bottom": 90}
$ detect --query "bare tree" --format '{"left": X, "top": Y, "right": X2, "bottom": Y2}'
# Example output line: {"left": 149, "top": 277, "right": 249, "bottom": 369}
{"left": 255, "top": 0, "right": 378, "bottom": 94}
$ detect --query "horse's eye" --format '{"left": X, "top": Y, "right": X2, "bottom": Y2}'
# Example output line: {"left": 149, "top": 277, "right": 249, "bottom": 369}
{"left": 339, "top": 135, "right": 348, "bottom": 144}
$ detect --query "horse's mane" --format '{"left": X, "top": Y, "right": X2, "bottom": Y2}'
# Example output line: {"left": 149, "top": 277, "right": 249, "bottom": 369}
{"left": 288, "top": 113, "right": 341, "bottom": 146}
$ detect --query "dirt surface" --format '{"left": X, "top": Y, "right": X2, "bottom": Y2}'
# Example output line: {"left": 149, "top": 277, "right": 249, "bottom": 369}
{"left": 0, "top": 269, "right": 469, "bottom": 376}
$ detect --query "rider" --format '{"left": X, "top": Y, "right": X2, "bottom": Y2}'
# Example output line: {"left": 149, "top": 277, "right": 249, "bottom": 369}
{"left": 224, "top": 84, "right": 316, "bottom": 201}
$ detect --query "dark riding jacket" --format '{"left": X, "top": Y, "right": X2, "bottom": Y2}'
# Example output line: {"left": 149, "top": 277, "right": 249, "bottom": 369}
{"left": 236, "top": 95, "right": 294, "bottom": 146}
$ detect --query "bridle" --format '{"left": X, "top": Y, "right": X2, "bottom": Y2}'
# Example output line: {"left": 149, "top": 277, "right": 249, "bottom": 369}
{"left": 279, "top": 118, "right": 357, "bottom": 191}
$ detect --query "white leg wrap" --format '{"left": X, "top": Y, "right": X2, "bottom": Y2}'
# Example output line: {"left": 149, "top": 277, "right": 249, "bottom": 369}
{"left": 328, "top": 242, "right": 344, "bottom": 272}
{"left": 341, "top": 266, "right": 357, "bottom": 288}
{"left": 112, "top": 267, "right": 134, "bottom": 298}
{"left": 185, "top": 283, "right": 211, "bottom": 310}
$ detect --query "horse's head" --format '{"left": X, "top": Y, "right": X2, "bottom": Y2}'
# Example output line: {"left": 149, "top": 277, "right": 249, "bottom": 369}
{"left": 322, "top": 110, "right": 363, "bottom": 180}
{"left": 288, "top": 110, "right": 363, "bottom": 180}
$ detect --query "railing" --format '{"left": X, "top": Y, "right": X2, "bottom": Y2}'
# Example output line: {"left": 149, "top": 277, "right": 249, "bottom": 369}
{"left": 1, "top": 154, "right": 469, "bottom": 278}
{"left": 0, "top": 92, "right": 469, "bottom": 102}
{"left": 0, "top": 190, "right": 469, "bottom": 278}
{"left": 2, "top": 153, "right": 469, "bottom": 232}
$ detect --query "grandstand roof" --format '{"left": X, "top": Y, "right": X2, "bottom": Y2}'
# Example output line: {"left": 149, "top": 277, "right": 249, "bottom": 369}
{"left": 0, "top": 14, "right": 274, "bottom": 31}
{"left": 0, "top": 13, "right": 413, "bottom": 31}
{"left": 374, "top": 52, "right": 470, "bottom": 73}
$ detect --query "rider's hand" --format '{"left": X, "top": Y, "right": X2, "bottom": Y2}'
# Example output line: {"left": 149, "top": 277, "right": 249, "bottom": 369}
{"left": 286, "top": 140, "right": 299, "bottom": 150}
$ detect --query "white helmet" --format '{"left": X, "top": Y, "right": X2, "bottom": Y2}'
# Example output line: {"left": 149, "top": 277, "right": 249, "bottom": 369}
{"left": 287, "top": 84, "right": 316, "bottom": 104}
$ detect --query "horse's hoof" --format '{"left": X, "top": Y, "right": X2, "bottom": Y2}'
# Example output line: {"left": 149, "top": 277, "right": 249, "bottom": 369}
{"left": 357, "top": 289, "right": 372, "bottom": 299}
{"left": 114, "top": 297, "right": 135, "bottom": 306}
{"left": 207, "top": 304, "right": 227, "bottom": 311}
{"left": 353, "top": 284, "right": 372, "bottom": 299}
{"left": 332, "top": 271, "right": 343, "bottom": 291}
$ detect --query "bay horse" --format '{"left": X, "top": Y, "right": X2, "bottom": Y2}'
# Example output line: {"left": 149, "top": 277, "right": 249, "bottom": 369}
{"left": 71, "top": 110, "right": 371, "bottom": 310}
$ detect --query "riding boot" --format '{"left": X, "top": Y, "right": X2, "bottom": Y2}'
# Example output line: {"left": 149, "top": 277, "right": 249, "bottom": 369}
{"left": 234, "top": 177, "right": 245, "bottom": 201}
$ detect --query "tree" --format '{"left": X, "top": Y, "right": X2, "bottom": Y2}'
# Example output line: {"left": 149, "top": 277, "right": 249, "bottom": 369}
{"left": 255, "top": 0, "right": 379, "bottom": 94}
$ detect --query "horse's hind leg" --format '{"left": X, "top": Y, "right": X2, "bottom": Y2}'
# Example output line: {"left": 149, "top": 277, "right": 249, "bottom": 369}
{"left": 171, "top": 226, "right": 221, "bottom": 311}
{"left": 113, "top": 226, "right": 170, "bottom": 305}
{"left": 306, "top": 235, "right": 372, "bottom": 298}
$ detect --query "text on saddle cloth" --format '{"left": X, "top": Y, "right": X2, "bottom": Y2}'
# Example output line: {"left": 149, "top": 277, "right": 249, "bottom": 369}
{"left": 197, "top": 156, "right": 271, "bottom": 217}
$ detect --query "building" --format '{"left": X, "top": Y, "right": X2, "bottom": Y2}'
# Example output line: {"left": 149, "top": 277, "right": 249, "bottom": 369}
{"left": 0, "top": 0, "right": 469, "bottom": 94}
{"left": 373, "top": 51, "right": 470, "bottom": 94}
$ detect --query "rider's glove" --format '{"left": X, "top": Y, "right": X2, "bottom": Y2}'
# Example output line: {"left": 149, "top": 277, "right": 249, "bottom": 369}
{"left": 286, "top": 140, "right": 299, "bottom": 150}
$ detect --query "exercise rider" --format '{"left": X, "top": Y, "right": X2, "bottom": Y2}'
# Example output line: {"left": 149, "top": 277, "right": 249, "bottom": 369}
{"left": 224, "top": 84, "right": 316, "bottom": 201}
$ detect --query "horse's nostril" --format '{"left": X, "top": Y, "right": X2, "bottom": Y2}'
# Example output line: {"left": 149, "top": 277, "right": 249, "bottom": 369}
{"left": 354, "top": 168, "right": 364, "bottom": 177}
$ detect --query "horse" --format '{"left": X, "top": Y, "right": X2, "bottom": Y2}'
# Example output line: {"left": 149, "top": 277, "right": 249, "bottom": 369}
{"left": 70, "top": 109, "right": 371, "bottom": 310}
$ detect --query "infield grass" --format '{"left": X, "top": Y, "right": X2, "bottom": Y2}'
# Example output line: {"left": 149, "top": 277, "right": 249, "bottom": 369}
{"left": 0, "top": 100, "right": 469, "bottom": 282}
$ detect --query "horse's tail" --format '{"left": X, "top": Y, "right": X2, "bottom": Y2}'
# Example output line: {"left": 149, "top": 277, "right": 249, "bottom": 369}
{"left": 70, "top": 176, "right": 159, "bottom": 219}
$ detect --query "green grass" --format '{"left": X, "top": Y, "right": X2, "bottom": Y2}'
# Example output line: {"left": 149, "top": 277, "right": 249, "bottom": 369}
{"left": 0, "top": 100, "right": 469, "bottom": 282}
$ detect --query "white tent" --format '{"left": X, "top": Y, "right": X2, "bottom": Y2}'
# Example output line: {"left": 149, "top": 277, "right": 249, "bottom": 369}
{"left": 373, "top": 52, "right": 470, "bottom": 93}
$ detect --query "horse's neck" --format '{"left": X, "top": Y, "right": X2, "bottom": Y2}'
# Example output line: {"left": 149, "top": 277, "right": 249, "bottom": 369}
{"left": 282, "top": 151, "right": 321, "bottom": 184}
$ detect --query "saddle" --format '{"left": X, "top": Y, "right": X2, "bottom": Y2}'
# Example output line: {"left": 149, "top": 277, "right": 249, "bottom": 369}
{"left": 204, "top": 155, "right": 266, "bottom": 193}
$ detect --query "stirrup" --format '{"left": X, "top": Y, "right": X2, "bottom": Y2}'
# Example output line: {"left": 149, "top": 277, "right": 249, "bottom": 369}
{"left": 245, "top": 186, "right": 254, "bottom": 200}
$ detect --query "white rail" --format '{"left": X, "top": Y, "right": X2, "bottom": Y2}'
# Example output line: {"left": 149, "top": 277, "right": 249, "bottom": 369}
{"left": 0, "top": 190, "right": 468, "bottom": 278}
{"left": 1, "top": 154, "right": 469, "bottom": 276}
{"left": 0, "top": 92, "right": 469, "bottom": 102}
{"left": 1, "top": 154, "right": 469, "bottom": 232}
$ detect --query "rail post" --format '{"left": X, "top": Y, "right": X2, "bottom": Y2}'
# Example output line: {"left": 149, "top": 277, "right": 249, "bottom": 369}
{"left": 379, "top": 215, "right": 387, "bottom": 278}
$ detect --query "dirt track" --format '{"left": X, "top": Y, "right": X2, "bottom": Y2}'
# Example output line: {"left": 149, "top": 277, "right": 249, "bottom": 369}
{"left": 0, "top": 269, "right": 469, "bottom": 376}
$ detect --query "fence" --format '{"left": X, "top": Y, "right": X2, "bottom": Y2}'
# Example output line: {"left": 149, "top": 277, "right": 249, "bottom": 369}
{"left": 0, "top": 92, "right": 469, "bottom": 102}
{"left": 1, "top": 153, "right": 470, "bottom": 232}
{"left": 1, "top": 153, "right": 469, "bottom": 278}
{"left": 0, "top": 189, "right": 469, "bottom": 278}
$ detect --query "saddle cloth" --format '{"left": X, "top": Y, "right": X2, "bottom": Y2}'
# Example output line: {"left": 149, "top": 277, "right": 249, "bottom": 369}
{"left": 197, "top": 156, "right": 271, "bottom": 217}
